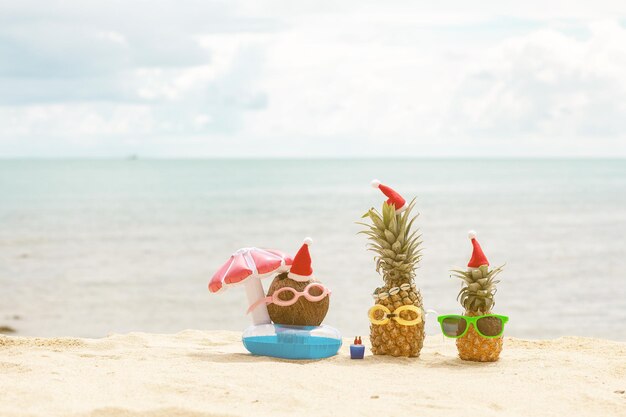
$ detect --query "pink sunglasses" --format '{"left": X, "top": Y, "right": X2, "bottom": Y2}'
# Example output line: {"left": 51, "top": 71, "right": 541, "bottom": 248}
{"left": 247, "top": 282, "right": 331, "bottom": 314}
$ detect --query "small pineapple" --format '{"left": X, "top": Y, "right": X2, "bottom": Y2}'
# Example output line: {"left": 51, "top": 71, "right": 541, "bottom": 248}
{"left": 359, "top": 180, "right": 425, "bottom": 357}
{"left": 451, "top": 231, "right": 504, "bottom": 362}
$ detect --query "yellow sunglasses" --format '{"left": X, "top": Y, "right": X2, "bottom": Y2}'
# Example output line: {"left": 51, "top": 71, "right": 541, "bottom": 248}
{"left": 368, "top": 305, "right": 423, "bottom": 326}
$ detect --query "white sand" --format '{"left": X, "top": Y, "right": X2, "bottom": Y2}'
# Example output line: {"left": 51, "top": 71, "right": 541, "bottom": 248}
{"left": 1, "top": 331, "right": 625, "bottom": 417}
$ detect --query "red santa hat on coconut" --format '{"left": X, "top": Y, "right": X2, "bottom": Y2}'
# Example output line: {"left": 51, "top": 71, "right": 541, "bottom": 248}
{"left": 467, "top": 230, "right": 489, "bottom": 269}
{"left": 288, "top": 237, "right": 313, "bottom": 281}
{"left": 371, "top": 179, "right": 406, "bottom": 213}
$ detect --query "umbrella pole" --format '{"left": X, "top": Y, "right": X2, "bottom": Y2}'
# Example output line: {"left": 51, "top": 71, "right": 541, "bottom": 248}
{"left": 244, "top": 277, "right": 271, "bottom": 325}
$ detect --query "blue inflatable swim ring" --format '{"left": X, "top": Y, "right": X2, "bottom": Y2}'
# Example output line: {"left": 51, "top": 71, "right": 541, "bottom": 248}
{"left": 242, "top": 324, "right": 342, "bottom": 359}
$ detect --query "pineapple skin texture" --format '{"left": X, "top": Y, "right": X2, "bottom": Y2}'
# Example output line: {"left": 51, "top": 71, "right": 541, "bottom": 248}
{"left": 370, "top": 286, "right": 425, "bottom": 357}
{"left": 360, "top": 199, "right": 424, "bottom": 358}
{"left": 456, "top": 310, "right": 503, "bottom": 362}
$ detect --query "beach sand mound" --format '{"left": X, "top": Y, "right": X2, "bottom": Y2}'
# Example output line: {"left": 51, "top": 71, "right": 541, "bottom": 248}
{"left": 0, "top": 331, "right": 624, "bottom": 417}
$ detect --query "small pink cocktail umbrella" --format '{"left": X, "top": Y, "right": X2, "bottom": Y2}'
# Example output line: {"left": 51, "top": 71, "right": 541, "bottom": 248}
{"left": 209, "top": 248, "right": 293, "bottom": 325}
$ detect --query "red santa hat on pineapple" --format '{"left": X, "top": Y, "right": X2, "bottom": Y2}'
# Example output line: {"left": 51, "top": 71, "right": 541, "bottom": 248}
{"left": 371, "top": 179, "right": 406, "bottom": 213}
{"left": 288, "top": 237, "right": 313, "bottom": 281}
{"left": 467, "top": 230, "right": 489, "bottom": 269}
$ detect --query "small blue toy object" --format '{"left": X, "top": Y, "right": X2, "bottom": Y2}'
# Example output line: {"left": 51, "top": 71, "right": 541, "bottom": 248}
{"left": 350, "top": 336, "right": 365, "bottom": 359}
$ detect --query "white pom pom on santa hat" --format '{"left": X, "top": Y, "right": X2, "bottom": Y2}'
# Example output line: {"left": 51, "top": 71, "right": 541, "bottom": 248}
{"left": 303, "top": 237, "right": 313, "bottom": 245}
{"left": 371, "top": 179, "right": 381, "bottom": 188}
{"left": 468, "top": 230, "right": 477, "bottom": 240}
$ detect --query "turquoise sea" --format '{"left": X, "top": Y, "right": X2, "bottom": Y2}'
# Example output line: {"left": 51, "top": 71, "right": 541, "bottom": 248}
{"left": 1, "top": 159, "right": 625, "bottom": 340}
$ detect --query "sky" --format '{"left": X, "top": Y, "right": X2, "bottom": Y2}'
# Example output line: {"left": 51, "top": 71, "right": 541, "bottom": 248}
{"left": 1, "top": 0, "right": 626, "bottom": 158}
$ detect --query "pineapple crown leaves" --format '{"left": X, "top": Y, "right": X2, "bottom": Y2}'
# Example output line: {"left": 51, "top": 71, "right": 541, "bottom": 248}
{"left": 357, "top": 198, "right": 423, "bottom": 283}
{"left": 450, "top": 264, "right": 504, "bottom": 313}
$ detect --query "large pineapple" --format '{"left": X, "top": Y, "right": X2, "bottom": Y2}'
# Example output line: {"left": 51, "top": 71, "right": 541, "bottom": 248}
{"left": 451, "top": 231, "right": 504, "bottom": 362}
{"left": 359, "top": 181, "right": 424, "bottom": 357}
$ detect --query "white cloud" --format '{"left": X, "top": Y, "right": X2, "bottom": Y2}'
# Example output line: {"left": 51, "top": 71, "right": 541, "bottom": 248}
{"left": 235, "top": 14, "right": 626, "bottom": 156}
{"left": 96, "top": 31, "right": 128, "bottom": 46}
{"left": 0, "top": 1, "right": 626, "bottom": 157}
{"left": 445, "top": 20, "right": 626, "bottom": 154}
{"left": 0, "top": 104, "right": 153, "bottom": 136}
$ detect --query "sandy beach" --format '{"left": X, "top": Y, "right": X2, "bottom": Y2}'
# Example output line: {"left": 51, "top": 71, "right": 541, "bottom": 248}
{"left": 1, "top": 331, "right": 624, "bottom": 417}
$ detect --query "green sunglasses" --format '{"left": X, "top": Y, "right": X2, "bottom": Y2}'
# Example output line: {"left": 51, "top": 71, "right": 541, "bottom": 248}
{"left": 437, "top": 314, "right": 509, "bottom": 339}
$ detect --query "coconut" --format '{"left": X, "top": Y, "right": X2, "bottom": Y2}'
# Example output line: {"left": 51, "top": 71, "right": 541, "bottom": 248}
{"left": 266, "top": 272, "right": 330, "bottom": 326}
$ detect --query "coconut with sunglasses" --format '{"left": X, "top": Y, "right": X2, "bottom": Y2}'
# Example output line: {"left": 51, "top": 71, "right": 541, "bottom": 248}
{"left": 447, "top": 231, "right": 506, "bottom": 362}
{"left": 209, "top": 239, "right": 340, "bottom": 359}
{"left": 266, "top": 238, "right": 330, "bottom": 326}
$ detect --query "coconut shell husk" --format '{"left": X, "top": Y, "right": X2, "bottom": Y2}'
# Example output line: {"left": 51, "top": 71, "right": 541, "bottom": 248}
{"left": 266, "top": 272, "right": 330, "bottom": 326}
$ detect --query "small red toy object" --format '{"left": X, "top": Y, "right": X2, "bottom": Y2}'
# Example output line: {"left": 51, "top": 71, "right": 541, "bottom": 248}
{"left": 350, "top": 336, "right": 365, "bottom": 359}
